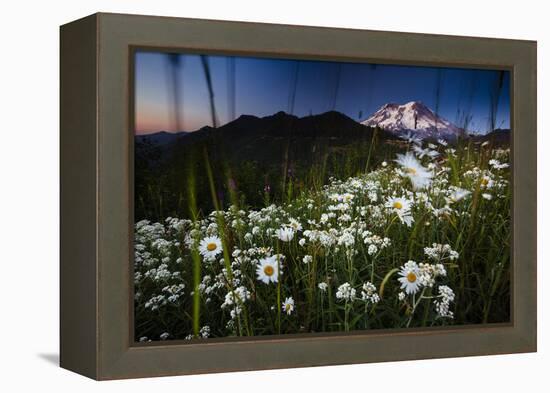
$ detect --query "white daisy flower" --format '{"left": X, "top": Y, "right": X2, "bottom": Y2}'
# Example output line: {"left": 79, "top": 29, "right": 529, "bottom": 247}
{"left": 489, "top": 159, "right": 509, "bottom": 170}
{"left": 398, "top": 260, "right": 422, "bottom": 294}
{"left": 386, "top": 196, "right": 412, "bottom": 211}
{"left": 276, "top": 227, "right": 295, "bottom": 242}
{"left": 482, "top": 193, "right": 493, "bottom": 200}
{"left": 413, "top": 145, "right": 439, "bottom": 160}
{"left": 199, "top": 236, "right": 222, "bottom": 260}
{"left": 282, "top": 297, "right": 295, "bottom": 315}
{"left": 446, "top": 188, "right": 471, "bottom": 204}
{"left": 385, "top": 197, "right": 414, "bottom": 227}
{"left": 256, "top": 255, "right": 283, "bottom": 284}
{"left": 480, "top": 176, "right": 494, "bottom": 189}
{"left": 401, "top": 131, "right": 423, "bottom": 146}
{"left": 318, "top": 282, "right": 328, "bottom": 292}
{"left": 288, "top": 218, "right": 302, "bottom": 231}
{"left": 395, "top": 152, "right": 433, "bottom": 190}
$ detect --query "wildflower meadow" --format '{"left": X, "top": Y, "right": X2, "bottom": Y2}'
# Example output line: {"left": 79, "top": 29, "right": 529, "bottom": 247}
{"left": 133, "top": 136, "right": 511, "bottom": 342}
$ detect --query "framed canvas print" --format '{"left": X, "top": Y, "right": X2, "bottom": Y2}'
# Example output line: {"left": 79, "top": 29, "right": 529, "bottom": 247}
{"left": 60, "top": 13, "right": 537, "bottom": 380}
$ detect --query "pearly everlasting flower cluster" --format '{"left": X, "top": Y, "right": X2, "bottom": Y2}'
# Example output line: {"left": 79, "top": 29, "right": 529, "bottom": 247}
{"left": 361, "top": 282, "right": 380, "bottom": 304}
{"left": 424, "top": 243, "right": 459, "bottom": 262}
{"left": 434, "top": 285, "right": 456, "bottom": 318}
{"left": 418, "top": 262, "right": 447, "bottom": 287}
{"left": 336, "top": 282, "right": 356, "bottom": 302}
{"left": 199, "top": 325, "right": 211, "bottom": 338}
{"left": 221, "top": 286, "right": 251, "bottom": 319}
{"left": 362, "top": 231, "right": 391, "bottom": 255}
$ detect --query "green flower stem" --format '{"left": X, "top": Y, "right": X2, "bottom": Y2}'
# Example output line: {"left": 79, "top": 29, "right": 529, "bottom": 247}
{"left": 407, "top": 287, "right": 427, "bottom": 327}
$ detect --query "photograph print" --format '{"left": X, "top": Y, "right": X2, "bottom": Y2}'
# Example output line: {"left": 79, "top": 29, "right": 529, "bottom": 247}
{"left": 133, "top": 51, "right": 511, "bottom": 342}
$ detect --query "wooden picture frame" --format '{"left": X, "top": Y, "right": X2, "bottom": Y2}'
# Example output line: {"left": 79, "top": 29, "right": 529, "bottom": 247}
{"left": 60, "top": 12, "right": 537, "bottom": 380}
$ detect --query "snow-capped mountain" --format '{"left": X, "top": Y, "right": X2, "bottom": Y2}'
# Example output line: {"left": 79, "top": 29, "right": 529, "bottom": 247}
{"left": 362, "top": 101, "right": 464, "bottom": 139}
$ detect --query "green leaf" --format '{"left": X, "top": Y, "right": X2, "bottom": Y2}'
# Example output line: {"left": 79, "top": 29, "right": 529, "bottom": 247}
{"left": 379, "top": 268, "right": 399, "bottom": 299}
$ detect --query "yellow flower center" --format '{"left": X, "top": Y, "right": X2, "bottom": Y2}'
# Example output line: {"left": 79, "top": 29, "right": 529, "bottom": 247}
{"left": 393, "top": 201, "right": 403, "bottom": 209}
{"left": 481, "top": 178, "right": 489, "bottom": 186}
{"left": 406, "top": 272, "right": 417, "bottom": 283}
{"left": 405, "top": 167, "right": 417, "bottom": 175}
{"left": 206, "top": 243, "right": 217, "bottom": 251}
{"left": 285, "top": 304, "right": 291, "bottom": 312}
{"left": 264, "top": 265, "right": 274, "bottom": 276}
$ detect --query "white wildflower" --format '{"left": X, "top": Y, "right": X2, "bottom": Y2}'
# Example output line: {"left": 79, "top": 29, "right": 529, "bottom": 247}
{"left": 361, "top": 282, "right": 380, "bottom": 304}
{"left": 395, "top": 152, "right": 433, "bottom": 190}
{"left": 276, "top": 227, "right": 295, "bottom": 242}
{"left": 199, "top": 236, "right": 223, "bottom": 261}
{"left": 256, "top": 255, "right": 283, "bottom": 284}
{"left": 336, "top": 282, "right": 356, "bottom": 302}
{"left": 446, "top": 188, "right": 471, "bottom": 204}
{"left": 385, "top": 197, "right": 414, "bottom": 227}
{"left": 282, "top": 297, "right": 295, "bottom": 315}
{"left": 398, "top": 260, "right": 421, "bottom": 294}
{"left": 434, "top": 285, "right": 455, "bottom": 318}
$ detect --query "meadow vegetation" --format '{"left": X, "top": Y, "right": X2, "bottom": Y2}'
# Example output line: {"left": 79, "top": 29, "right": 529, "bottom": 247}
{"left": 134, "top": 135, "right": 510, "bottom": 341}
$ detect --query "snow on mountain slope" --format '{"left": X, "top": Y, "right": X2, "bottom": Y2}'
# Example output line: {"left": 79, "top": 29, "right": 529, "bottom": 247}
{"left": 362, "top": 101, "right": 464, "bottom": 139}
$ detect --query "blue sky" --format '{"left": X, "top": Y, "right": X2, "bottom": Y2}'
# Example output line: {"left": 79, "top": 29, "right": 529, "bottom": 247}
{"left": 135, "top": 51, "right": 510, "bottom": 135}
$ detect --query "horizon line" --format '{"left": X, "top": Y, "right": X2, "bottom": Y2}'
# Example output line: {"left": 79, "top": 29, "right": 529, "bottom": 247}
{"left": 136, "top": 106, "right": 507, "bottom": 136}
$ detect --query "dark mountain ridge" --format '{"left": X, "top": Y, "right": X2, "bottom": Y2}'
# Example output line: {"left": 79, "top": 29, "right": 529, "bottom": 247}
{"left": 136, "top": 130, "right": 188, "bottom": 146}
{"left": 138, "top": 109, "right": 510, "bottom": 151}
{"left": 138, "top": 110, "right": 400, "bottom": 154}
{"left": 471, "top": 129, "right": 511, "bottom": 147}
{"left": 168, "top": 110, "right": 405, "bottom": 164}
{"left": 180, "top": 110, "right": 386, "bottom": 142}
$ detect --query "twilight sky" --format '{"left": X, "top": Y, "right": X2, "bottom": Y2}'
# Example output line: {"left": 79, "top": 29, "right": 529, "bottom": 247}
{"left": 134, "top": 51, "right": 510, "bottom": 135}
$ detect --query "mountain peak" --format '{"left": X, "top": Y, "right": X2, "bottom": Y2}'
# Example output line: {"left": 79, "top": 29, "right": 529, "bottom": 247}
{"left": 403, "top": 101, "right": 426, "bottom": 110}
{"left": 262, "top": 111, "right": 299, "bottom": 121}
{"left": 362, "top": 101, "right": 463, "bottom": 139}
